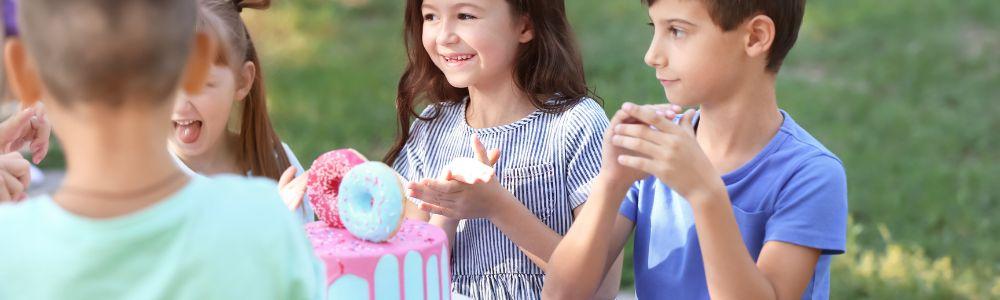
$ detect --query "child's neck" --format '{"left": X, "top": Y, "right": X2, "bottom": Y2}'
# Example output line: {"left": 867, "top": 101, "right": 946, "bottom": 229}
{"left": 53, "top": 103, "right": 190, "bottom": 219}
{"left": 696, "top": 73, "right": 783, "bottom": 175}
{"left": 465, "top": 77, "right": 537, "bottom": 129}
{"left": 173, "top": 133, "right": 242, "bottom": 176}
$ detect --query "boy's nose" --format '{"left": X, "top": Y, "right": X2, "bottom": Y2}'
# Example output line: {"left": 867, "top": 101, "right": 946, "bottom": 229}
{"left": 644, "top": 38, "right": 669, "bottom": 69}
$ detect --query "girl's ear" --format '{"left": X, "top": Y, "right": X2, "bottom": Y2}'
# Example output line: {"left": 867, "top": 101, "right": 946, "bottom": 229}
{"left": 518, "top": 15, "right": 534, "bottom": 44}
{"left": 235, "top": 61, "right": 255, "bottom": 102}
{"left": 4, "top": 38, "right": 44, "bottom": 106}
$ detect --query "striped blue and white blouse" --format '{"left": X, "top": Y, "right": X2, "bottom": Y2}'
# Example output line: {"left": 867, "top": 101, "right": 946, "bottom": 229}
{"left": 393, "top": 97, "right": 608, "bottom": 299}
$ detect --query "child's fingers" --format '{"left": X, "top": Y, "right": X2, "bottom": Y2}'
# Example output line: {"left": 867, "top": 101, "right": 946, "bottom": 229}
{"left": 289, "top": 174, "right": 308, "bottom": 191}
{"left": 471, "top": 135, "right": 490, "bottom": 165}
{"left": 487, "top": 149, "right": 500, "bottom": 166}
{"left": 31, "top": 140, "right": 49, "bottom": 165}
{"left": 277, "top": 166, "right": 297, "bottom": 187}
{"left": 0, "top": 153, "right": 30, "bottom": 189}
{"left": 614, "top": 123, "right": 668, "bottom": 146}
{"left": 406, "top": 181, "right": 431, "bottom": 199}
{"left": 0, "top": 182, "right": 9, "bottom": 202}
{"left": 609, "top": 109, "right": 636, "bottom": 126}
{"left": 679, "top": 109, "right": 697, "bottom": 135}
{"left": 29, "top": 114, "right": 51, "bottom": 164}
{"left": 418, "top": 202, "right": 457, "bottom": 218}
{"left": 284, "top": 196, "right": 302, "bottom": 210}
{"left": 1, "top": 172, "right": 24, "bottom": 201}
{"left": 611, "top": 134, "right": 662, "bottom": 159}
{"left": 423, "top": 178, "right": 463, "bottom": 194}
{"left": 448, "top": 171, "right": 485, "bottom": 185}
{"left": 0, "top": 107, "right": 36, "bottom": 152}
{"left": 645, "top": 103, "right": 683, "bottom": 116}
{"left": 621, "top": 102, "right": 683, "bottom": 135}
{"left": 616, "top": 154, "right": 658, "bottom": 175}
{"left": 409, "top": 180, "right": 455, "bottom": 203}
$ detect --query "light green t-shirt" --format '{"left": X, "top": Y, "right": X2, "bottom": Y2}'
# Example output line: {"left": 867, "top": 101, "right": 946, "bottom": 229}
{"left": 0, "top": 175, "right": 325, "bottom": 300}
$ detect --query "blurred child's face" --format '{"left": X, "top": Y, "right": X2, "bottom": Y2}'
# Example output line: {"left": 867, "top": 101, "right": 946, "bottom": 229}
{"left": 169, "top": 64, "right": 241, "bottom": 157}
{"left": 644, "top": 0, "right": 747, "bottom": 106}
{"left": 420, "top": 0, "right": 532, "bottom": 89}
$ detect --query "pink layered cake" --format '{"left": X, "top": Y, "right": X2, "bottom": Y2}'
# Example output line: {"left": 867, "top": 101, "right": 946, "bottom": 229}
{"left": 305, "top": 149, "right": 451, "bottom": 300}
{"left": 306, "top": 220, "right": 450, "bottom": 300}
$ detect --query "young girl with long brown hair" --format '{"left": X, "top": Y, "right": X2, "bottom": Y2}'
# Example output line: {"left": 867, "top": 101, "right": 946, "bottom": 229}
{"left": 387, "top": 0, "right": 622, "bottom": 298}
{"left": 169, "top": 0, "right": 314, "bottom": 223}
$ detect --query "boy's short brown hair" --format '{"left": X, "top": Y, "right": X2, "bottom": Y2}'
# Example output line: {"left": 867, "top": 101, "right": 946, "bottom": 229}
{"left": 17, "top": 0, "right": 197, "bottom": 107}
{"left": 644, "top": 0, "right": 805, "bottom": 72}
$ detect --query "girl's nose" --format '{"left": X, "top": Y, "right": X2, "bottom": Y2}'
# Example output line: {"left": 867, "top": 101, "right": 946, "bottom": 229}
{"left": 173, "top": 94, "right": 197, "bottom": 112}
{"left": 436, "top": 20, "right": 460, "bottom": 46}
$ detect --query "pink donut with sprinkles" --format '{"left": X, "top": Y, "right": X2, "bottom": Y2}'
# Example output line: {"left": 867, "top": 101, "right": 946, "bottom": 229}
{"left": 306, "top": 149, "right": 367, "bottom": 228}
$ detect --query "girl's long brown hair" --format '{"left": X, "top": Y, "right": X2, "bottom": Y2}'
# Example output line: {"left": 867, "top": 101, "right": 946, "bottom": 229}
{"left": 199, "top": 0, "right": 289, "bottom": 180}
{"left": 384, "top": 0, "right": 595, "bottom": 164}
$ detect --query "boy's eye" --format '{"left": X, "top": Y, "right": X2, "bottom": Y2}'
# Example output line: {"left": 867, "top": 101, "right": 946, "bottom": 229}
{"left": 423, "top": 13, "right": 438, "bottom": 21}
{"left": 670, "top": 27, "right": 687, "bottom": 38}
{"left": 457, "top": 13, "right": 477, "bottom": 20}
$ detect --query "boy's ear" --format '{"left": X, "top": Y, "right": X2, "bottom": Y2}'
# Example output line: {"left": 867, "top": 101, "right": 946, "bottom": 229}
{"left": 180, "top": 31, "right": 217, "bottom": 95}
{"left": 4, "top": 39, "right": 44, "bottom": 107}
{"left": 744, "top": 14, "right": 775, "bottom": 63}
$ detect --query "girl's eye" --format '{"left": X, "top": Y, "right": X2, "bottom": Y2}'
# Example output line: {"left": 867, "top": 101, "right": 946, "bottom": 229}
{"left": 206, "top": 82, "right": 217, "bottom": 88}
{"left": 423, "top": 13, "right": 437, "bottom": 21}
{"left": 457, "top": 13, "right": 477, "bottom": 20}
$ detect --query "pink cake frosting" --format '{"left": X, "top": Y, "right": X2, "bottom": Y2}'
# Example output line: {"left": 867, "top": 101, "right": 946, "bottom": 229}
{"left": 307, "top": 220, "right": 450, "bottom": 299}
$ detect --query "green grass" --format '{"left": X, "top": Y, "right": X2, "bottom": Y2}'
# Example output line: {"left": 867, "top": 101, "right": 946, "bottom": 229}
{"left": 39, "top": 0, "right": 1000, "bottom": 298}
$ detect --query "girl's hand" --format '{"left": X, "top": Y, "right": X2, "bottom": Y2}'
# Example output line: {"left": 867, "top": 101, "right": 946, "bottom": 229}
{"left": 0, "top": 152, "right": 31, "bottom": 202}
{"left": 278, "top": 166, "right": 307, "bottom": 211}
{"left": 611, "top": 103, "right": 725, "bottom": 203}
{"left": 0, "top": 103, "right": 51, "bottom": 164}
{"left": 408, "top": 135, "right": 509, "bottom": 220}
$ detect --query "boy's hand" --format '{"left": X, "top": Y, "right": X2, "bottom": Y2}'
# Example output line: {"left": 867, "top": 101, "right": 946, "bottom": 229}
{"left": 597, "top": 103, "right": 684, "bottom": 189}
{"left": 612, "top": 103, "right": 725, "bottom": 203}
{"left": 0, "top": 103, "right": 51, "bottom": 164}
{"left": 0, "top": 152, "right": 31, "bottom": 202}
{"left": 408, "top": 135, "right": 510, "bottom": 220}
{"left": 278, "top": 166, "right": 308, "bottom": 211}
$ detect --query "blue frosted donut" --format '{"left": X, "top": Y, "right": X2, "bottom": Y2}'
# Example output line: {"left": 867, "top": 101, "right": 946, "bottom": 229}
{"left": 337, "top": 162, "right": 405, "bottom": 242}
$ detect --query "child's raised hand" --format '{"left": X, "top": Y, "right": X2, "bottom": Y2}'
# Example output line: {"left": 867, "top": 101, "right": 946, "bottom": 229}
{"left": 278, "top": 166, "right": 308, "bottom": 211}
{"left": 0, "top": 103, "right": 51, "bottom": 165}
{"left": 597, "top": 103, "right": 682, "bottom": 188}
{"left": 0, "top": 152, "right": 31, "bottom": 203}
{"left": 407, "top": 135, "right": 511, "bottom": 220}
{"left": 611, "top": 103, "right": 725, "bottom": 202}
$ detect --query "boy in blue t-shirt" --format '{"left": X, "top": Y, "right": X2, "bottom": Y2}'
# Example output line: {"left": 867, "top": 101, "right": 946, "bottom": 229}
{"left": 0, "top": 0, "right": 323, "bottom": 299}
{"left": 544, "top": 0, "right": 847, "bottom": 299}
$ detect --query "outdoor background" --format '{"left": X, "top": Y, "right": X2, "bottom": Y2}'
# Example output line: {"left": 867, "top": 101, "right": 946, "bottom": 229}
{"left": 33, "top": 0, "right": 1000, "bottom": 298}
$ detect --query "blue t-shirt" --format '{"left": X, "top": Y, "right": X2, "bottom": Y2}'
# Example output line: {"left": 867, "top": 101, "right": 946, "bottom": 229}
{"left": 619, "top": 110, "right": 848, "bottom": 300}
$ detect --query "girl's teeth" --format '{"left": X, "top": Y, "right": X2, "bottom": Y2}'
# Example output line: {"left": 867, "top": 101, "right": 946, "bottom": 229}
{"left": 445, "top": 55, "right": 473, "bottom": 62}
